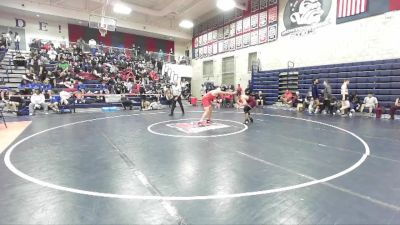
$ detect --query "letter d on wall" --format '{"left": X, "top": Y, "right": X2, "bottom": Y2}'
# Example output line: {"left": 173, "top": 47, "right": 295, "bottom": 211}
{"left": 15, "top": 18, "right": 26, "bottom": 28}
{"left": 39, "top": 22, "right": 48, "bottom": 31}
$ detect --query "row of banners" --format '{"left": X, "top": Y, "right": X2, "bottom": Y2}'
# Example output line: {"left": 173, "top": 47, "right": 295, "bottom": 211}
{"left": 193, "top": 2, "right": 279, "bottom": 59}
{"left": 194, "top": 25, "right": 278, "bottom": 58}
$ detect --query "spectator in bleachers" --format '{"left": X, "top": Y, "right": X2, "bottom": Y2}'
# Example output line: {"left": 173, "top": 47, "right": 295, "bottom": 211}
{"left": 349, "top": 92, "right": 362, "bottom": 112}
{"left": 360, "top": 93, "right": 378, "bottom": 116}
{"left": 5, "top": 31, "right": 13, "bottom": 47}
{"left": 30, "top": 55, "right": 42, "bottom": 76}
{"left": 389, "top": 97, "right": 400, "bottom": 120}
{"left": 1, "top": 90, "right": 20, "bottom": 113}
{"left": 236, "top": 84, "right": 242, "bottom": 97}
{"left": 21, "top": 69, "right": 36, "bottom": 84}
{"left": 0, "top": 44, "right": 7, "bottom": 69}
{"left": 29, "top": 89, "right": 48, "bottom": 116}
{"left": 48, "top": 47, "right": 58, "bottom": 62}
{"left": 88, "top": 39, "right": 97, "bottom": 55}
{"left": 281, "top": 89, "right": 294, "bottom": 105}
{"left": 294, "top": 91, "right": 305, "bottom": 111}
{"left": 256, "top": 90, "right": 264, "bottom": 108}
{"left": 308, "top": 79, "right": 319, "bottom": 114}
{"left": 59, "top": 90, "right": 72, "bottom": 105}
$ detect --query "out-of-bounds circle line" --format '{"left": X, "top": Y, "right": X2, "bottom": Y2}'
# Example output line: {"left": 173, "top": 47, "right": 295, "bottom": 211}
{"left": 147, "top": 118, "right": 248, "bottom": 138}
{"left": 4, "top": 112, "right": 370, "bottom": 201}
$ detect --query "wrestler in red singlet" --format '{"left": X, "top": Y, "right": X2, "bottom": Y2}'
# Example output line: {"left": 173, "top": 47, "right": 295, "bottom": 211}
{"left": 199, "top": 85, "right": 235, "bottom": 124}
{"left": 201, "top": 91, "right": 216, "bottom": 108}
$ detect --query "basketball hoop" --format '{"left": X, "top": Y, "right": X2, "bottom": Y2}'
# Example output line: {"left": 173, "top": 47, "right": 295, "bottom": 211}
{"left": 99, "top": 26, "right": 108, "bottom": 37}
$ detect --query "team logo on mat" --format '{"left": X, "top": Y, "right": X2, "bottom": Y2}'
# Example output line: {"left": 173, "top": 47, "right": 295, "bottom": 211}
{"left": 282, "top": 0, "right": 332, "bottom": 36}
{"left": 166, "top": 122, "right": 230, "bottom": 134}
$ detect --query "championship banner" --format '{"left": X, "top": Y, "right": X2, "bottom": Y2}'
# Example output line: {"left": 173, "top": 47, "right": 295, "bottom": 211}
{"left": 213, "top": 42, "right": 218, "bottom": 55}
{"left": 243, "top": 17, "right": 251, "bottom": 33}
{"left": 229, "top": 38, "right": 236, "bottom": 51}
{"left": 259, "top": 11, "right": 268, "bottom": 27}
{"left": 236, "top": 20, "right": 243, "bottom": 35}
{"left": 236, "top": 35, "right": 243, "bottom": 49}
{"left": 251, "top": 14, "right": 259, "bottom": 30}
{"left": 207, "top": 32, "right": 212, "bottom": 44}
{"left": 251, "top": 30, "right": 259, "bottom": 46}
{"left": 243, "top": 32, "right": 250, "bottom": 47}
{"left": 229, "top": 23, "right": 236, "bottom": 37}
{"left": 212, "top": 30, "right": 218, "bottom": 41}
{"left": 259, "top": 27, "right": 268, "bottom": 43}
{"left": 217, "top": 28, "right": 224, "bottom": 40}
{"left": 224, "top": 25, "right": 230, "bottom": 39}
{"left": 218, "top": 40, "right": 224, "bottom": 53}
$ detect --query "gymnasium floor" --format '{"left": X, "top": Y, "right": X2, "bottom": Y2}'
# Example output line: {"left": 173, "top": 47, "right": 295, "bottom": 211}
{"left": 1, "top": 108, "right": 400, "bottom": 224}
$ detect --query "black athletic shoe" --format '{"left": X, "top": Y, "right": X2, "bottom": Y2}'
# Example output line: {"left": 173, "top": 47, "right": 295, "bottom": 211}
{"left": 169, "top": 113, "right": 173, "bottom": 116}
{"left": 250, "top": 118, "right": 254, "bottom": 123}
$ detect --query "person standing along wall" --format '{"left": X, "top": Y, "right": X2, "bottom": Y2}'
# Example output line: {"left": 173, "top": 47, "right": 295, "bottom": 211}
{"left": 340, "top": 79, "right": 351, "bottom": 116}
{"left": 322, "top": 80, "right": 333, "bottom": 114}
{"left": 308, "top": 79, "right": 319, "bottom": 114}
{"left": 14, "top": 32, "right": 20, "bottom": 52}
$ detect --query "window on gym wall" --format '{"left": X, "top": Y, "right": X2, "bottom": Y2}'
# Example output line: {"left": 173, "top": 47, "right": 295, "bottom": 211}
{"left": 222, "top": 56, "right": 235, "bottom": 85}
{"left": 203, "top": 60, "right": 214, "bottom": 78}
{"left": 248, "top": 52, "right": 258, "bottom": 72}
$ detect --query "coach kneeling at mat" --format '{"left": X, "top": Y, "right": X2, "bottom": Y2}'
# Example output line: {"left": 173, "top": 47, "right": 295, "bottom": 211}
{"left": 169, "top": 82, "right": 184, "bottom": 116}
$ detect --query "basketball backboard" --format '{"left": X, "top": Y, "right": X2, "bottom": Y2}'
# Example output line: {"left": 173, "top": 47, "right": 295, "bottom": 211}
{"left": 89, "top": 14, "right": 117, "bottom": 32}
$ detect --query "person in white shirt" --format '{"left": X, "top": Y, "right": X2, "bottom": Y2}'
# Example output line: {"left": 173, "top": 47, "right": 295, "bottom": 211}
{"left": 200, "top": 84, "right": 206, "bottom": 97}
{"left": 14, "top": 32, "right": 20, "bottom": 52}
{"left": 48, "top": 48, "right": 58, "bottom": 61}
{"left": 59, "top": 90, "right": 72, "bottom": 105}
{"left": 88, "top": 39, "right": 97, "bottom": 55}
{"left": 360, "top": 93, "right": 378, "bottom": 116}
{"left": 169, "top": 82, "right": 184, "bottom": 116}
{"left": 29, "top": 89, "right": 48, "bottom": 115}
{"left": 340, "top": 79, "right": 351, "bottom": 115}
{"left": 5, "top": 31, "right": 12, "bottom": 47}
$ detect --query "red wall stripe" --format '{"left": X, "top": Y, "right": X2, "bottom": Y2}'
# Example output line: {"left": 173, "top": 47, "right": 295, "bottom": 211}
{"left": 390, "top": 0, "right": 400, "bottom": 11}
{"left": 68, "top": 24, "right": 86, "bottom": 43}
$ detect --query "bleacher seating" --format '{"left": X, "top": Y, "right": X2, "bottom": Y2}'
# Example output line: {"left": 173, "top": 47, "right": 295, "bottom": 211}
{"left": 253, "top": 58, "right": 400, "bottom": 108}
{"left": 251, "top": 71, "right": 280, "bottom": 104}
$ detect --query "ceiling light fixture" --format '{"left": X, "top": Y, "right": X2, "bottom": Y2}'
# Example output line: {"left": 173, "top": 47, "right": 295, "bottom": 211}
{"left": 216, "top": 0, "right": 236, "bottom": 11}
{"left": 113, "top": 4, "right": 132, "bottom": 15}
{"left": 179, "top": 20, "right": 194, "bottom": 29}
{"left": 36, "top": 14, "right": 40, "bottom": 17}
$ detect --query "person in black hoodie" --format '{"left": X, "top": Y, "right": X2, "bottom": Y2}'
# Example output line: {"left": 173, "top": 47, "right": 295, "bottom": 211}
{"left": 308, "top": 78, "right": 319, "bottom": 114}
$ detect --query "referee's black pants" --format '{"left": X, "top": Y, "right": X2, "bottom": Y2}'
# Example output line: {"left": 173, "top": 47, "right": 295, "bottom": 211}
{"left": 170, "top": 96, "right": 184, "bottom": 115}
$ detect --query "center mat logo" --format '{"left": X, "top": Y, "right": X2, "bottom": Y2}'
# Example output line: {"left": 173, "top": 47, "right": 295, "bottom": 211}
{"left": 282, "top": 0, "right": 332, "bottom": 36}
{"left": 166, "top": 122, "right": 230, "bottom": 134}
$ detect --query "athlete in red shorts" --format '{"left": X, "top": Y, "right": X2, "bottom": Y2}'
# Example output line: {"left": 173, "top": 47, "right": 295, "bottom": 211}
{"left": 199, "top": 85, "right": 235, "bottom": 125}
{"left": 239, "top": 88, "right": 257, "bottom": 124}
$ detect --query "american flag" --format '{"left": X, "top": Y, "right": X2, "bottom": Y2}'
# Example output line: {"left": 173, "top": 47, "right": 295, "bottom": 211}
{"left": 337, "top": 0, "right": 368, "bottom": 18}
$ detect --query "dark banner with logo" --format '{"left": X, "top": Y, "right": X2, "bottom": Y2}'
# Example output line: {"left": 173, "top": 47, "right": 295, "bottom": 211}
{"left": 281, "top": 0, "right": 332, "bottom": 36}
